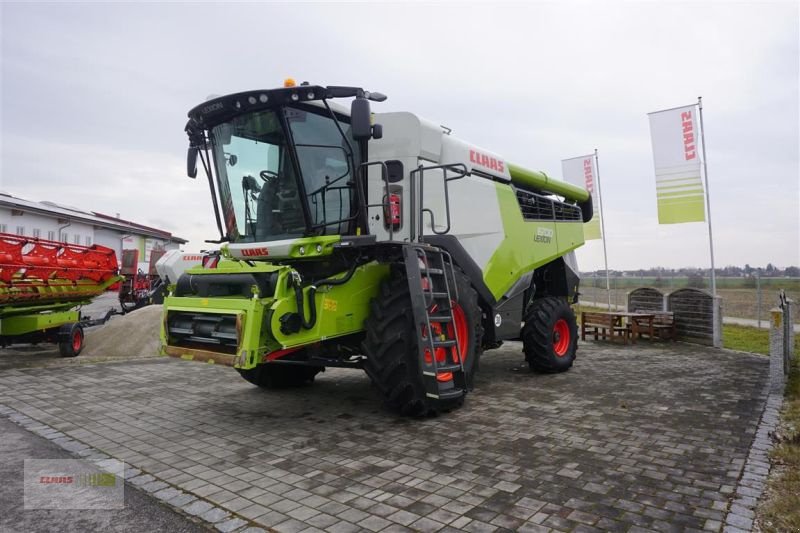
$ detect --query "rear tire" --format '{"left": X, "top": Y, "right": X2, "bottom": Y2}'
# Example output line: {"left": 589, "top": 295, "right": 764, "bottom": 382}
{"left": 522, "top": 297, "right": 577, "bottom": 373}
{"left": 58, "top": 323, "right": 84, "bottom": 358}
{"left": 362, "top": 266, "right": 483, "bottom": 416}
{"left": 237, "top": 364, "right": 321, "bottom": 388}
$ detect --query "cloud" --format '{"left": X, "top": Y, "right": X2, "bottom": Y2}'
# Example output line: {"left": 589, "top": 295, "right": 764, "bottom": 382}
{"left": 1, "top": 1, "right": 798, "bottom": 268}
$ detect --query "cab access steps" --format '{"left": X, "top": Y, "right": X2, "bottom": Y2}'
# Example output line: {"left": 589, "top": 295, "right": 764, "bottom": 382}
{"left": 402, "top": 244, "right": 467, "bottom": 401}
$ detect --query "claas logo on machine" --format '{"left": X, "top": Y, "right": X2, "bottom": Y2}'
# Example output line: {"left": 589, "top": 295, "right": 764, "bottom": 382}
{"left": 241, "top": 247, "right": 269, "bottom": 257}
{"left": 469, "top": 149, "right": 505, "bottom": 173}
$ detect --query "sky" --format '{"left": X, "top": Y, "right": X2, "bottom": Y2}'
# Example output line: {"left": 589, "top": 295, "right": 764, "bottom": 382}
{"left": 1, "top": 1, "right": 798, "bottom": 271}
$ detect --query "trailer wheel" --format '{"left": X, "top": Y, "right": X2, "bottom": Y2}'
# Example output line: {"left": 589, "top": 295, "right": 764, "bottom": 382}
{"left": 362, "top": 266, "right": 483, "bottom": 417}
{"left": 236, "top": 365, "right": 321, "bottom": 388}
{"left": 58, "top": 323, "right": 84, "bottom": 358}
{"left": 522, "top": 297, "right": 578, "bottom": 372}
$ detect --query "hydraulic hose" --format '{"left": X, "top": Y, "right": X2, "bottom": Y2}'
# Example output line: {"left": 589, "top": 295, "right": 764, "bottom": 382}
{"left": 291, "top": 260, "right": 361, "bottom": 330}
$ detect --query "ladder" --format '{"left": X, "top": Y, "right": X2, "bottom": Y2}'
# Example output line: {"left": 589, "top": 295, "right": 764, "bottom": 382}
{"left": 402, "top": 244, "right": 467, "bottom": 401}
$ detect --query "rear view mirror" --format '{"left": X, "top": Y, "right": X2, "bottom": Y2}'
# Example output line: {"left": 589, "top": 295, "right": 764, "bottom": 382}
{"left": 187, "top": 147, "right": 198, "bottom": 178}
{"left": 351, "top": 98, "right": 372, "bottom": 140}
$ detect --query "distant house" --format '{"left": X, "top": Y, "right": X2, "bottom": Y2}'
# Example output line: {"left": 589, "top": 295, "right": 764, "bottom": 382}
{"left": 0, "top": 191, "right": 187, "bottom": 269}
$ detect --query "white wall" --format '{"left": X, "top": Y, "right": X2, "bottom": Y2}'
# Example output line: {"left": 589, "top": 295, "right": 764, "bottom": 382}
{"left": 0, "top": 207, "right": 182, "bottom": 271}
{"left": 0, "top": 207, "right": 93, "bottom": 245}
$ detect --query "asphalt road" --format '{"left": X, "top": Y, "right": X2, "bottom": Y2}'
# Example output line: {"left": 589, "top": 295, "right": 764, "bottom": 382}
{"left": 0, "top": 416, "right": 211, "bottom": 533}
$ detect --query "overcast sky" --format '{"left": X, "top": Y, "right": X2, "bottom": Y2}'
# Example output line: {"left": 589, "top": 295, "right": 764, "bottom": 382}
{"left": 1, "top": 1, "right": 798, "bottom": 270}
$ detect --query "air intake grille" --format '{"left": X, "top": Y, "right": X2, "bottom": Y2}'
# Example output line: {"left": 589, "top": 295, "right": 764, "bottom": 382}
{"left": 516, "top": 189, "right": 582, "bottom": 222}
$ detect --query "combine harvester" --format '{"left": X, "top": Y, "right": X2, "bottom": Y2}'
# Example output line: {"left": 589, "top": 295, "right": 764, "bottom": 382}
{"left": 160, "top": 80, "right": 593, "bottom": 416}
{"left": 0, "top": 233, "right": 120, "bottom": 356}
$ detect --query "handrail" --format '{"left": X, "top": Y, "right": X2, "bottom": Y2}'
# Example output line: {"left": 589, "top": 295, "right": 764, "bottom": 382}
{"left": 409, "top": 163, "right": 469, "bottom": 242}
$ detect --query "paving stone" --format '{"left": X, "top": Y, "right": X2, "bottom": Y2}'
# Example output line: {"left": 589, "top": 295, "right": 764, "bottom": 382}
{"left": 215, "top": 517, "right": 248, "bottom": 532}
{"left": 0, "top": 342, "right": 770, "bottom": 533}
{"left": 183, "top": 499, "right": 214, "bottom": 517}
{"left": 200, "top": 506, "right": 231, "bottom": 523}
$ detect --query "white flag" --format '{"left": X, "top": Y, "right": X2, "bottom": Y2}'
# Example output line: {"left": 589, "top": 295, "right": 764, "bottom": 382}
{"left": 561, "top": 155, "right": 601, "bottom": 240}
{"left": 648, "top": 104, "right": 705, "bottom": 224}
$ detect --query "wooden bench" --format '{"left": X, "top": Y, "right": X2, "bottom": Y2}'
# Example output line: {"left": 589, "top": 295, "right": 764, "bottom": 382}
{"left": 581, "top": 312, "right": 631, "bottom": 344}
{"left": 651, "top": 312, "right": 676, "bottom": 341}
{"left": 629, "top": 309, "right": 676, "bottom": 341}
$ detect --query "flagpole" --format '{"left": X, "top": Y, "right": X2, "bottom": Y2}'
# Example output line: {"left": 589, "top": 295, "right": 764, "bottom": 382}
{"left": 594, "top": 148, "right": 611, "bottom": 310}
{"left": 697, "top": 97, "right": 716, "bottom": 296}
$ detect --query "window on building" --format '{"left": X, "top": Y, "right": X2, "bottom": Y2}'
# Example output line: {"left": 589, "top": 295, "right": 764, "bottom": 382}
{"left": 73, "top": 234, "right": 81, "bottom": 245}
{"left": 85, "top": 236, "right": 92, "bottom": 246}
{"left": 32, "top": 228, "right": 41, "bottom": 239}
{"left": 47, "top": 230, "right": 55, "bottom": 241}
{"left": 16, "top": 226, "right": 25, "bottom": 236}
{"left": 61, "top": 233, "right": 69, "bottom": 243}
{"left": 0, "top": 224, "right": 7, "bottom": 233}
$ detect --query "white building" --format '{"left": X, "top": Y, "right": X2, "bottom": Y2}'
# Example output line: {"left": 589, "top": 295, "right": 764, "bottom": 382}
{"left": 0, "top": 192, "right": 187, "bottom": 268}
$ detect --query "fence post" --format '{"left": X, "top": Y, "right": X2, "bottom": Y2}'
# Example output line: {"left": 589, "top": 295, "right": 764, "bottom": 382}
{"left": 780, "top": 294, "right": 794, "bottom": 374}
{"left": 756, "top": 270, "right": 761, "bottom": 329}
{"left": 713, "top": 295, "right": 723, "bottom": 348}
{"left": 770, "top": 305, "right": 786, "bottom": 379}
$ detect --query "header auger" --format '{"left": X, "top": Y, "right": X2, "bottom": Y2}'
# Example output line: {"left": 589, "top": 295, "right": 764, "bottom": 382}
{"left": 0, "top": 233, "right": 120, "bottom": 357}
{"left": 161, "top": 81, "right": 592, "bottom": 416}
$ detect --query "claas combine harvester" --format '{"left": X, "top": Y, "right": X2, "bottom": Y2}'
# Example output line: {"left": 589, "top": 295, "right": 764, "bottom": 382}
{"left": 160, "top": 80, "right": 593, "bottom": 416}
{"left": 0, "top": 233, "right": 120, "bottom": 356}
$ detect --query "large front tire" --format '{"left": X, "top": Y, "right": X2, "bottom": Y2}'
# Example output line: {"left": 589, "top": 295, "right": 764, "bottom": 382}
{"left": 522, "top": 297, "right": 578, "bottom": 373}
{"left": 362, "top": 267, "right": 483, "bottom": 416}
{"left": 237, "top": 364, "right": 321, "bottom": 388}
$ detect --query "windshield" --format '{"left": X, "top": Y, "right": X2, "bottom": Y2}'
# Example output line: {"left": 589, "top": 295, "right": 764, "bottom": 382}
{"left": 210, "top": 106, "right": 357, "bottom": 243}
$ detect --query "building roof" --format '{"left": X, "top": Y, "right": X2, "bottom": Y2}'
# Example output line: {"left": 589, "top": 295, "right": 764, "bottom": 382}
{"left": 0, "top": 192, "right": 188, "bottom": 244}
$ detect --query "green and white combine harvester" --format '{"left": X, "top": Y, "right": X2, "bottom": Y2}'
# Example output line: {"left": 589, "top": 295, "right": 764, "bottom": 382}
{"left": 160, "top": 80, "right": 593, "bottom": 415}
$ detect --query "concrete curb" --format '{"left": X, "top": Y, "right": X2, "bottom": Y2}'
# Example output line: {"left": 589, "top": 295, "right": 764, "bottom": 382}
{"left": 0, "top": 403, "right": 268, "bottom": 533}
{"left": 721, "top": 338, "right": 786, "bottom": 532}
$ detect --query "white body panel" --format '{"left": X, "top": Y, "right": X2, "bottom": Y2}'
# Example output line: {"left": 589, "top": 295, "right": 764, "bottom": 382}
{"left": 368, "top": 112, "right": 507, "bottom": 267}
{"left": 156, "top": 250, "right": 205, "bottom": 284}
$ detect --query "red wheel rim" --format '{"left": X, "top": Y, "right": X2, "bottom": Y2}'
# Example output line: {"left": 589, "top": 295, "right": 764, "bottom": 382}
{"left": 72, "top": 329, "right": 82, "bottom": 352}
{"left": 553, "top": 319, "right": 570, "bottom": 357}
{"left": 423, "top": 303, "right": 469, "bottom": 382}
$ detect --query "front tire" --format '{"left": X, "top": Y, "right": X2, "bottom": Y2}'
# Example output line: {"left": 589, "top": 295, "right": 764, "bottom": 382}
{"left": 522, "top": 297, "right": 578, "bottom": 373}
{"left": 237, "top": 364, "right": 321, "bottom": 388}
{"left": 362, "top": 266, "right": 483, "bottom": 416}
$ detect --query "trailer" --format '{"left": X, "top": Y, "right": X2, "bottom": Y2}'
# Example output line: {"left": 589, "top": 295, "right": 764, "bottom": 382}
{"left": 0, "top": 233, "right": 121, "bottom": 357}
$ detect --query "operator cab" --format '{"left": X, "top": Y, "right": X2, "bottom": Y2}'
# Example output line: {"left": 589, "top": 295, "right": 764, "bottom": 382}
{"left": 185, "top": 81, "right": 385, "bottom": 246}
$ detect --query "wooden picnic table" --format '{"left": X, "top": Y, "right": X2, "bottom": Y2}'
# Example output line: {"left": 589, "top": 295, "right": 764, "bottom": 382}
{"left": 581, "top": 311, "right": 655, "bottom": 344}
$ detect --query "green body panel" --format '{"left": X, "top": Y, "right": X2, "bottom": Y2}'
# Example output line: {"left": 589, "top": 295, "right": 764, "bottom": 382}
{"left": 161, "top": 259, "right": 389, "bottom": 370}
{"left": 508, "top": 163, "right": 590, "bottom": 202}
{"left": 0, "top": 309, "right": 79, "bottom": 336}
{"left": 161, "top": 295, "right": 268, "bottom": 368}
{"left": 269, "top": 262, "right": 389, "bottom": 349}
{"left": 483, "top": 183, "right": 585, "bottom": 300}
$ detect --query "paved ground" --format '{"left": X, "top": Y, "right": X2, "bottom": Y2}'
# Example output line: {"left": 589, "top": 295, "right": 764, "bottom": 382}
{"left": 0, "top": 416, "right": 210, "bottom": 533}
{"left": 0, "top": 341, "right": 768, "bottom": 533}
